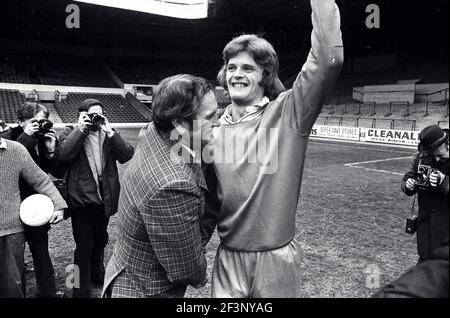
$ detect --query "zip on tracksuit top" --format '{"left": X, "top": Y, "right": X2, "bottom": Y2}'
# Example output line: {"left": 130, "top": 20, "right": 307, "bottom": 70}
{"left": 201, "top": 0, "right": 344, "bottom": 252}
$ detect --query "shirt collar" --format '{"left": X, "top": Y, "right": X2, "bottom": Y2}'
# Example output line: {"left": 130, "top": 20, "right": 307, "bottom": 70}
{"left": 223, "top": 96, "right": 270, "bottom": 124}
{"left": 0, "top": 138, "right": 7, "bottom": 149}
{"left": 181, "top": 143, "right": 196, "bottom": 159}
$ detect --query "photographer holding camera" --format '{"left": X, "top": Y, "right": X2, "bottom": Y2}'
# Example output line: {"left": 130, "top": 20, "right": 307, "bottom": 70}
{"left": 402, "top": 125, "right": 449, "bottom": 263}
{"left": 0, "top": 102, "right": 65, "bottom": 298}
{"left": 56, "top": 99, "right": 134, "bottom": 298}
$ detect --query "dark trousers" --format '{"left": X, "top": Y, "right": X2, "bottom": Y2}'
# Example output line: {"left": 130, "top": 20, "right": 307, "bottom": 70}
{"left": 71, "top": 205, "right": 109, "bottom": 298}
{"left": 24, "top": 224, "right": 56, "bottom": 298}
{"left": 0, "top": 232, "right": 25, "bottom": 298}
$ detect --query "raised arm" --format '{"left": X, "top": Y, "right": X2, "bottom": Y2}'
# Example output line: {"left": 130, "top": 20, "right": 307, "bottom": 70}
{"left": 143, "top": 179, "right": 207, "bottom": 287}
{"left": 283, "top": 0, "right": 344, "bottom": 134}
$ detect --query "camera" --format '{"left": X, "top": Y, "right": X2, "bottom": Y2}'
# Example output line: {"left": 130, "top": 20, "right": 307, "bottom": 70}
{"left": 87, "top": 113, "right": 105, "bottom": 125}
{"left": 405, "top": 215, "right": 418, "bottom": 234}
{"left": 34, "top": 119, "right": 53, "bottom": 137}
{"left": 414, "top": 154, "right": 440, "bottom": 189}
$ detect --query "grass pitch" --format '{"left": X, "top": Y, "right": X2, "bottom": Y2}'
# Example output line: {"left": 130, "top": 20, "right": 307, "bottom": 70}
{"left": 24, "top": 128, "right": 418, "bottom": 298}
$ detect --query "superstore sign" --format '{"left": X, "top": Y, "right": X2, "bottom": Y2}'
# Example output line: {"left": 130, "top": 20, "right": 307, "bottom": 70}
{"left": 311, "top": 125, "right": 360, "bottom": 141}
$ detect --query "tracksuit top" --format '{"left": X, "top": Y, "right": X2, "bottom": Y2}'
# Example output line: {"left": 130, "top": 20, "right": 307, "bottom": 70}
{"left": 206, "top": 0, "right": 344, "bottom": 251}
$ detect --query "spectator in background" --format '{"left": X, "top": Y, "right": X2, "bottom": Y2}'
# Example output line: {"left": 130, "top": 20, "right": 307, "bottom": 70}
{"left": 401, "top": 125, "right": 449, "bottom": 263}
{"left": 1, "top": 102, "right": 65, "bottom": 298}
{"left": 0, "top": 136, "right": 67, "bottom": 298}
{"left": 57, "top": 99, "right": 134, "bottom": 298}
{"left": 102, "top": 75, "right": 218, "bottom": 298}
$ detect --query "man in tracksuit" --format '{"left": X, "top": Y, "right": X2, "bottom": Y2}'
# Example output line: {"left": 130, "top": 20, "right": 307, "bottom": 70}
{"left": 201, "top": 0, "right": 343, "bottom": 297}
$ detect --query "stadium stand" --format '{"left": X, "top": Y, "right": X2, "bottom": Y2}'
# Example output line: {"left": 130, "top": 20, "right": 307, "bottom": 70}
{"left": 0, "top": 51, "right": 119, "bottom": 88}
{"left": 54, "top": 92, "right": 148, "bottom": 123}
{"left": 105, "top": 56, "right": 219, "bottom": 85}
{"left": 0, "top": 89, "right": 26, "bottom": 123}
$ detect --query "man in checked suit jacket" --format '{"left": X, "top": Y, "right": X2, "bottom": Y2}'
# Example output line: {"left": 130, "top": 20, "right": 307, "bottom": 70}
{"left": 102, "top": 74, "right": 219, "bottom": 298}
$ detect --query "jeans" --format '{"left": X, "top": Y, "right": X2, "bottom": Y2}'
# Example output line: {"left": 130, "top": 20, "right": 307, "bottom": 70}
{"left": 0, "top": 232, "right": 25, "bottom": 298}
{"left": 24, "top": 223, "right": 56, "bottom": 298}
{"left": 71, "top": 205, "right": 109, "bottom": 298}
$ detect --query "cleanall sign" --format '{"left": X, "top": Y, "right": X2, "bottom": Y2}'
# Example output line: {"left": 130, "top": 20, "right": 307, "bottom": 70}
{"left": 363, "top": 128, "right": 419, "bottom": 146}
{"left": 311, "top": 125, "right": 360, "bottom": 141}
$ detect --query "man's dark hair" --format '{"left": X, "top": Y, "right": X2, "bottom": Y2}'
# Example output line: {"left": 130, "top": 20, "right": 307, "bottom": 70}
{"left": 78, "top": 99, "right": 104, "bottom": 113}
{"left": 152, "top": 74, "right": 213, "bottom": 131}
{"left": 217, "top": 34, "right": 286, "bottom": 101}
{"left": 17, "top": 102, "right": 49, "bottom": 122}
{"left": 443, "top": 128, "right": 449, "bottom": 146}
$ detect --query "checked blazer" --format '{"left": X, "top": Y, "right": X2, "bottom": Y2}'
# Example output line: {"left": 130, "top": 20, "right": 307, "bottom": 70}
{"left": 102, "top": 122, "right": 207, "bottom": 297}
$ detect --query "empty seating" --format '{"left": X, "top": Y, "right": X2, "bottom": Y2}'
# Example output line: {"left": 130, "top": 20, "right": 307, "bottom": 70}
{"left": 106, "top": 56, "right": 219, "bottom": 84}
{"left": 0, "top": 52, "right": 119, "bottom": 88}
{"left": 55, "top": 93, "right": 147, "bottom": 123}
{"left": 0, "top": 89, "right": 26, "bottom": 123}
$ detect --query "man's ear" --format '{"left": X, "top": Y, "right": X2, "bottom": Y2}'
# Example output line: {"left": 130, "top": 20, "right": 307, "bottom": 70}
{"left": 171, "top": 118, "right": 188, "bottom": 135}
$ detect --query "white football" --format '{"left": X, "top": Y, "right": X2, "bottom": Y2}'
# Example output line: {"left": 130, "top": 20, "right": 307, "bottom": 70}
{"left": 20, "top": 194, "right": 54, "bottom": 227}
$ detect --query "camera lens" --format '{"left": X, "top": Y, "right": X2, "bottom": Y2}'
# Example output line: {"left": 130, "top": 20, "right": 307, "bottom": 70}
{"left": 36, "top": 119, "right": 53, "bottom": 135}
{"left": 91, "top": 114, "right": 104, "bottom": 124}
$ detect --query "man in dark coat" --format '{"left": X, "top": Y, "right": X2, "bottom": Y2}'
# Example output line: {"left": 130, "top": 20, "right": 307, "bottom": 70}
{"left": 57, "top": 99, "right": 134, "bottom": 298}
{"left": 373, "top": 241, "right": 448, "bottom": 298}
{"left": 401, "top": 125, "right": 449, "bottom": 262}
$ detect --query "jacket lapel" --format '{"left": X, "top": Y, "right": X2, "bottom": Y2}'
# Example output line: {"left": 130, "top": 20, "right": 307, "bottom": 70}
{"left": 190, "top": 162, "right": 208, "bottom": 192}
{"left": 152, "top": 125, "right": 208, "bottom": 192}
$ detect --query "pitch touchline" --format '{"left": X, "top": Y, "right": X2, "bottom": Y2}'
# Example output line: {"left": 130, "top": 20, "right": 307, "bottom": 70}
{"left": 345, "top": 165, "right": 404, "bottom": 176}
{"left": 309, "top": 138, "right": 415, "bottom": 154}
{"left": 344, "top": 156, "right": 411, "bottom": 176}
{"left": 345, "top": 156, "right": 412, "bottom": 166}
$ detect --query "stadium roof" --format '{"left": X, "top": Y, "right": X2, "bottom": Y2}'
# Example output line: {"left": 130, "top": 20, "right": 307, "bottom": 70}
{"left": 74, "top": 0, "right": 209, "bottom": 19}
{"left": 0, "top": 0, "right": 448, "bottom": 58}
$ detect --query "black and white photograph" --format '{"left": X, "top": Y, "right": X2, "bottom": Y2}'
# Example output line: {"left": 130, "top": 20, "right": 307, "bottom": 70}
{"left": 0, "top": 0, "right": 448, "bottom": 304}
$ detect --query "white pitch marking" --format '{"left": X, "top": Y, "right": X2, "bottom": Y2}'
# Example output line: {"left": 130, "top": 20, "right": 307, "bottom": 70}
{"left": 344, "top": 156, "right": 411, "bottom": 176}
{"left": 345, "top": 165, "right": 404, "bottom": 176}
{"left": 344, "top": 156, "right": 412, "bottom": 166}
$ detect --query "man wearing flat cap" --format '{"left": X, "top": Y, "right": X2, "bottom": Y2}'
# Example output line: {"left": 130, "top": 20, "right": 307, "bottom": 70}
{"left": 402, "top": 125, "right": 449, "bottom": 263}
{"left": 56, "top": 98, "right": 134, "bottom": 297}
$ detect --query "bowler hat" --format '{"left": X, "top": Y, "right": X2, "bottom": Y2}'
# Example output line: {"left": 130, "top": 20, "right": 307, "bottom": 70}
{"left": 418, "top": 125, "right": 447, "bottom": 153}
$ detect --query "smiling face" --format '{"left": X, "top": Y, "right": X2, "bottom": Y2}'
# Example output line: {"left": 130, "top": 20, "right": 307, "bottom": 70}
{"left": 226, "top": 51, "right": 265, "bottom": 107}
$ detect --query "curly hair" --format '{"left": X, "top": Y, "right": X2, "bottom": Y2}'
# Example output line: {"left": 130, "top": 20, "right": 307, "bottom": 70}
{"left": 217, "top": 34, "right": 285, "bottom": 101}
{"left": 17, "top": 102, "right": 49, "bottom": 122}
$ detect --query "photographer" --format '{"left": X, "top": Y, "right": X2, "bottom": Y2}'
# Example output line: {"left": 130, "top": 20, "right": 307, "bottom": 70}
{"left": 1, "top": 102, "right": 65, "bottom": 298}
{"left": 402, "top": 125, "right": 449, "bottom": 263}
{"left": 56, "top": 99, "right": 134, "bottom": 298}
